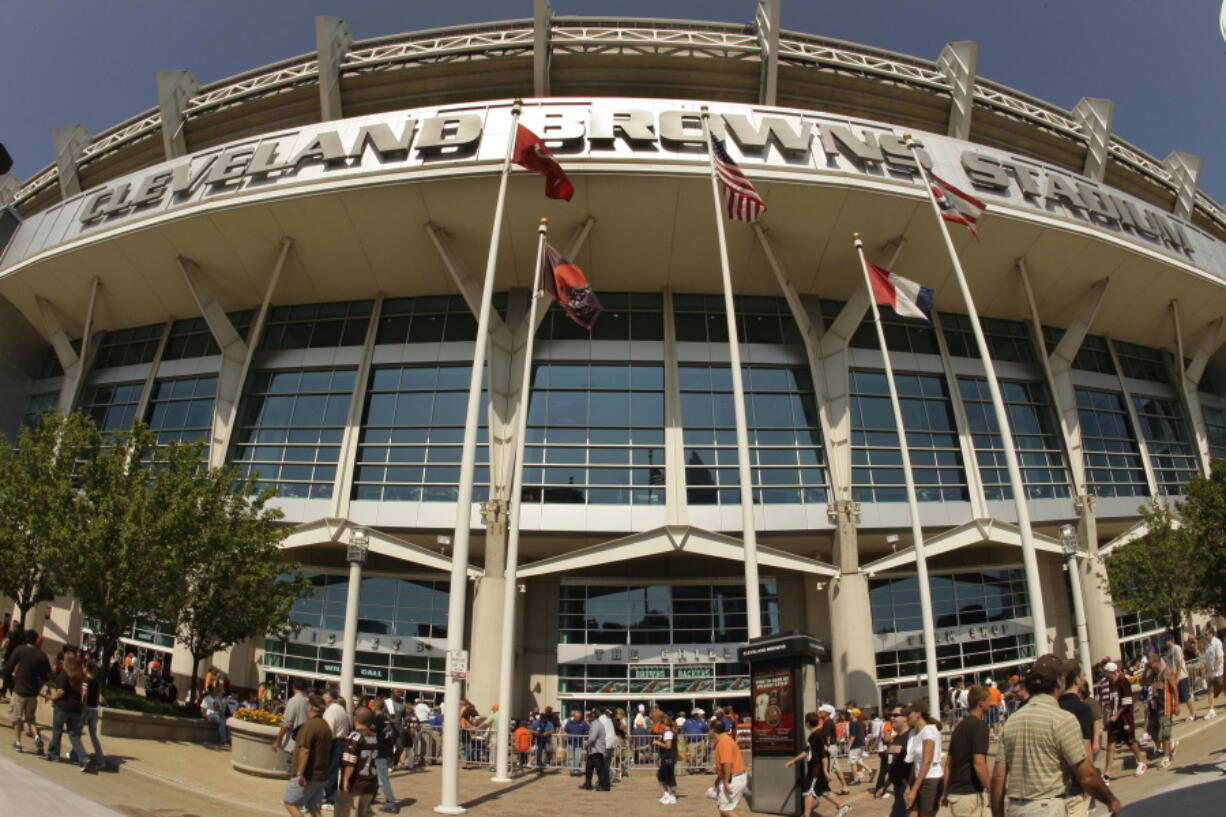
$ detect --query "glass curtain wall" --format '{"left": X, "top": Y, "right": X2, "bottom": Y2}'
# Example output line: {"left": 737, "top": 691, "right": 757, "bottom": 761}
{"left": 680, "top": 365, "right": 826, "bottom": 505}
{"left": 145, "top": 376, "right": 217, "bottom": 445}
{"left": 849, "top": 370, "right": 967, "bottom": 502}
{"left": 353, "top": 365, "right": 489, "bottom": 502}
{"left": 1131, "top": 395, "right": 1199, "bottom": 494}
{"left": 958, "top": 377, "right": 1071, "bottom": 499}
{"left": 79, "top": 383, "right": 144, "bottom": 433}
{"left": 557, "top": 582, "right": 780, "bottom": 696}
{"left": 1203, "top": 406, "right": 1226, "bottom": 459}
{"left": 233, "top": 369, "right": 356, "bottom": 498}
{"left": 265, "top": 572, "right": 450, "bottom": 688}
{"left": 1075, "top": 388, "right": 1148, "bottom": 497}
{"left": 870, "top": 568, "right": 1035, "bottom": 682}
{"left": 522, "top": 363, "right": 665, "bottom": 505}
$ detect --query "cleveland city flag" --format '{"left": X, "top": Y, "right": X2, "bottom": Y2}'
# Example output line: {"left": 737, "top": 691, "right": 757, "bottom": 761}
{"left": 542, "top": 244, "right": 602, "bottom": 329}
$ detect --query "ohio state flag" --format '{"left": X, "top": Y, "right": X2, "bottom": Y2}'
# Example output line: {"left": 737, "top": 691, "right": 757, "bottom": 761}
{"left": 542, "top": 244, "right": 602, "bottom": 329}
{"left": 514, "top": 125, "right": 574, "bottom": 201}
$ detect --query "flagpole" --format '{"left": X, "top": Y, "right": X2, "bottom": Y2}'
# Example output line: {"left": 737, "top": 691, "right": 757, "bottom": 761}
{"left": 904, "top": 134, "right": 1049, "bottom": 655}
{"left": 852, "top": 235, "right": 941, "bottom": 721}
{"left": 436, "top": 98, "right": 523, "bottom": 815}
{"left": 701, "top": 106, "right": 762, "bottom": 640}
{"left": 492, "top": 218, "right": 548, "bottom": 783}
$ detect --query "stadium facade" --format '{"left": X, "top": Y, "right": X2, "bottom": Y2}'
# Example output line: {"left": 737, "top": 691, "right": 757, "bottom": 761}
{"left": 1, "top": 3, "right": 1224, "bottom": 711}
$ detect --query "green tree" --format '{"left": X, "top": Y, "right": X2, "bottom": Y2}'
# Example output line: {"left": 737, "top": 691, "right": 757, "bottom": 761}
{"left": 0, "top": 412, "right": 98, "bottom": 631}
{"left": 1101, "top": 498, "right": 1203, "bottom": 635}
{"left": 1174, "top": 459, "right": 1226, "bottom": 618}
{"left": 59, "top": 423, "right": 201, "bottom": 675}
{"left": 168, "top": 464, "right": 312, "bottom": 700}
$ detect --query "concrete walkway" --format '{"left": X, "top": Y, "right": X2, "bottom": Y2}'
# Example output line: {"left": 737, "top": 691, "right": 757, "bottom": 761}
{"left": 4, "top": 706, "right": 1225, "bottom": 817}
{"left": 0, "top": 754, "right": 126, "bottom": 816}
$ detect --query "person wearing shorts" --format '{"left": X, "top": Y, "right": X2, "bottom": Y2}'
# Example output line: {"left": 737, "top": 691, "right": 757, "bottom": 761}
{"left": 786, "top": 712, "right": 851, "bottom": 817}
{"left": 284, "top": 694, "right": 333, "bottom": 817}
{"left": 3, "top": 630, "right": 51, "bottom": 754}
{"left": 1102, "top": 662, "right": 1147, "bottom": 779}
{"left": 711, "top": 719, "right": 748, "bottom": 816}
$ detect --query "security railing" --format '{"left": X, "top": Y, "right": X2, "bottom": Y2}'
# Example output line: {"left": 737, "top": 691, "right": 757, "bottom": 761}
{"left": 406, "top": 726, "right": 736, "bottom": 776}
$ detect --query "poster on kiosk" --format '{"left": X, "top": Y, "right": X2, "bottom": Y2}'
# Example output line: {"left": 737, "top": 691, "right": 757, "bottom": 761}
{"left": 738, "top": 632, "right": 827, "bottom": 816}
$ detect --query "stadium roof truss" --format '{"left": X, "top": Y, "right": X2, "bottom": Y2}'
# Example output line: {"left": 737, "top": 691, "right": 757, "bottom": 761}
{"left": 7, "top": 9, "right": 1221, "bottom": 233}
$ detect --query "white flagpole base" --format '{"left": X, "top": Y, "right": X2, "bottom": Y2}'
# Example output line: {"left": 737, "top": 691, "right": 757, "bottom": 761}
{"left": 434, "top": 807, "right": 466, "bottom": 815}
{"left": 490, "top": 776, "right": 513, "bottom": 783}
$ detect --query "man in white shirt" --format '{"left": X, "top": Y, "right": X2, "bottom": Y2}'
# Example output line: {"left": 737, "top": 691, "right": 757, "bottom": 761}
{"left": 1204, "top": 625, "right": 1224, "bottom": 718}
{"left": 200, "top": 685, "right": 236, "bottom": 745}
{"left": 322, "top": 689, "right": 352, "bottom": 807}
{"left": 414, "top": 698, "right": 431, "bottom": 723}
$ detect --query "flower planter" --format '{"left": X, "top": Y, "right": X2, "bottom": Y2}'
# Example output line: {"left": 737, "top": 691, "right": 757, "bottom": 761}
{"left": 228, "top": 717, "right": 289, "bottom": 779}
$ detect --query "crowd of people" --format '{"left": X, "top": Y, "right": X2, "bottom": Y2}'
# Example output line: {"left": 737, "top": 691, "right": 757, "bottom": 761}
{"left": 4, "top": 616, "right": 1225, "bottom": 817}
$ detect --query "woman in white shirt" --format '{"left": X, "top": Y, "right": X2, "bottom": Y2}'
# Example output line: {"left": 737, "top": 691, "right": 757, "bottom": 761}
{"left": 903, "top": 701, "right": 944, "bottom": 817}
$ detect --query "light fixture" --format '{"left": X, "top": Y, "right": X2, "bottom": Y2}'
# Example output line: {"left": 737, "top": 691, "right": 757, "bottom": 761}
{"left": 437, "top": 534, "right": 452, "bottom": 557}
{"left": 1059, "top": 523, "right": 1078, "bottom": 558}
{"left": 518, "top": 583, "right": 527, "bottom": 594}
{"left": 886, "top": 533, "right": 899, "bottom": 552}
{"left": 815, "top": 581, "right": 826, "bottom": 591}
{"left": 347, "top": 527, "right": 370, "bottom": 564}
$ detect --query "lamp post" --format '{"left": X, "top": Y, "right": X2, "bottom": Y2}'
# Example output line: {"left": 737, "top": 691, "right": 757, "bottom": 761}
{"left": 1060, "top": 523, "right": 1093, "bottom": 685}
{"left": 340, "top": 526, "right": 370, "bottom": 706}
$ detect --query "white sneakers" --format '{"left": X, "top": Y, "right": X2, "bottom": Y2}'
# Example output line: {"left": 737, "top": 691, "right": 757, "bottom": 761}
{"left": 658, "top": 793, "right": 677, "bottom": 805}
{"left": 1135, "top": 762, "right": 1148, "bottom": 777}
{"left": 836, "top": 806, "right": 852, "bottom": 817}
{"left": 1206, "top": 708, "right": 1217, "bottom": 719}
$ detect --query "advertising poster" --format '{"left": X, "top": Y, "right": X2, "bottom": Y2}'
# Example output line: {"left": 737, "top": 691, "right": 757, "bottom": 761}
{"left": 750, "top": 661, "right": 796, "bottom": 754}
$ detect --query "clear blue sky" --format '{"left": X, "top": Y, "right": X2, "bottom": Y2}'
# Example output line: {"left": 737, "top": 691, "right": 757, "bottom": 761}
{"left": 2, "top": 1, "right": 1223, "bottom": 201}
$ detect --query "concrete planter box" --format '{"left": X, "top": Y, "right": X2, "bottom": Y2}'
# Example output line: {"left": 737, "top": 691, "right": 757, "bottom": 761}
{"left": 98, "top": 707, "right": 217, "bottom": 742}
{"left": 228, "top": 717, "right": 289, "bottom": 779}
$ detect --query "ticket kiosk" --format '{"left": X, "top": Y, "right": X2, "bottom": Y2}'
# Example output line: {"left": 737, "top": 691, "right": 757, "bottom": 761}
{"left": 737, "top": 631, "right": 828, "bottom": 815}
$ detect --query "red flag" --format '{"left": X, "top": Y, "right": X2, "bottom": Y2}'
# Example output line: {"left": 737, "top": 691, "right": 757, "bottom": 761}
{"left": 514, "top": 124, "right": 574, "bottom": 201}
{"left": 542, "top": 244, "right": 602, "bottom": 329}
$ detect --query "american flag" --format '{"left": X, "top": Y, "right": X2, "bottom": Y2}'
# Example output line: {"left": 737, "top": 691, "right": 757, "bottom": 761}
{"left": 711, "top": 136, "right": 767, "bottom": 222}
{"left": 926, "top": 169, "right": 985, "bottom": 238}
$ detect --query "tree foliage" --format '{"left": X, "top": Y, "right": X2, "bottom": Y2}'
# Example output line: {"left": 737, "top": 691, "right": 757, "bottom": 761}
{"left": 0, "top": 412, "right": 97, "bottom": 629}
{"left": 1102, "top": 497, "right": 1206, "bottom": 635}
{"left": 14, "top": 414, "right": 317, "bottom": 693}
{"left": 1175, "top": 459, "right": 1226, "bottom": 618}
{"left": 167, "top": 462, "right": 312, "bottom": 699}
{"left": 59, "top": 423, "right": 203, "bottom": 673}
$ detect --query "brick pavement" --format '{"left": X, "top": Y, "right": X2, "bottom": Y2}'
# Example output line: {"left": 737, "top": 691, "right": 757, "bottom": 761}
{"left": 4, "top": 705, "right": 1224, "bottom": 817}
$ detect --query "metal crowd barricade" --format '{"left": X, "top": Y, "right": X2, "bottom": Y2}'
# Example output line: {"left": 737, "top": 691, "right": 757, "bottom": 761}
{"left": 404, "top": 725, "right": 731, "bottom": 776}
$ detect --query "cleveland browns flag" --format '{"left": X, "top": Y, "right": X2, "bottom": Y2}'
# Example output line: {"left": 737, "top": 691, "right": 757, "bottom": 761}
{"left": 542, "top": 244, "right": 602, "bottom": 329}
{"left": 514, "top": 125, "right": 575, "bottom": 201}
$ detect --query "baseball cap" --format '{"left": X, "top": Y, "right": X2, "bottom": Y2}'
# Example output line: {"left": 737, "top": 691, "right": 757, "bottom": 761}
{"left": 819, "top": 704, "right": 835, "bottom": 715}
{"left": 850, "top": 707, "right": 861, "bottom": 718}
{"left": 987, "top": 679, "right": 996, "bottom": 687}
{"left": 1103, "top": 661, "right": 1119, "bottom": 673}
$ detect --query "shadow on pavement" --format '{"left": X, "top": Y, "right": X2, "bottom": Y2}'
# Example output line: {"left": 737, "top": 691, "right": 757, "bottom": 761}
{"left": 1122, "top": 776, "right": 1226, "bottom": 815}
{"left": 460, "top": 771, "right": 549, "bottom": 809}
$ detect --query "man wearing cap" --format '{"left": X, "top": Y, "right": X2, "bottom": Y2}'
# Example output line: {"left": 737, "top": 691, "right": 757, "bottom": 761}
{"left": 683, "top": 708, "right": 710, "bottom": 773}
{"left": 1101, "top": 661, "right": 1146, "bottom": 779}
{"left": 990, "top": 655, "right": 1120, "bottom": 817}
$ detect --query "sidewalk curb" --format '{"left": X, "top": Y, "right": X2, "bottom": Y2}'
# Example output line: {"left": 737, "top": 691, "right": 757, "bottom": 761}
{"left": 119, "top": 761, "right": 286, "bottom": 817}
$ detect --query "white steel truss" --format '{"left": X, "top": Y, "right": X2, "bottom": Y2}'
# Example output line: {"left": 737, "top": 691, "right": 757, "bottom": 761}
{"left": 10, "top": 16, "right": 1223, "bottom": 232}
